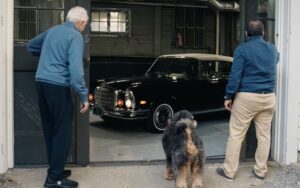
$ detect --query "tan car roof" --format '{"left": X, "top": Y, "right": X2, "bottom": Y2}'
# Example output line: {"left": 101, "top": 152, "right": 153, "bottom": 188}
{"left": 159, "top": 53, "right": 233, "bottom": 62}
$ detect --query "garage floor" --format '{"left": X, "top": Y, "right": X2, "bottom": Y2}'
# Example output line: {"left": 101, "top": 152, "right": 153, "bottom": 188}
{"left": 89, "top": 112, "right": 229, "bottom": 162}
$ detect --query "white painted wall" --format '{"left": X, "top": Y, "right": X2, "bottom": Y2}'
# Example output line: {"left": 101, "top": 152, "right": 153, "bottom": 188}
{"left": 0, "top": 0, "right": 14, "bottom": 173}
{"left": 272, "top": 0, "right": 300, "bottom": 164}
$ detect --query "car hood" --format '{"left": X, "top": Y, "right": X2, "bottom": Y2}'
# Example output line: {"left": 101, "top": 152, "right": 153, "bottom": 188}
{"left": 102, "top": 76, "right": 160, "bottom": 90}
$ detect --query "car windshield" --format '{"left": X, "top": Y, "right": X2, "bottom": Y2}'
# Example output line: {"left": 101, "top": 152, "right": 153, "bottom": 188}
{"left": 147, "top": 58, "right": 197, "bottom": 80}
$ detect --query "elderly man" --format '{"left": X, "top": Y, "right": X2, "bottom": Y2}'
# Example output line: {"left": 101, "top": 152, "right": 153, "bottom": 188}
{"left": 216, "top": 20, "right": 279, "bottom": 182}
{"left": 27, "top": 6, "right": 89, "bottom": 188}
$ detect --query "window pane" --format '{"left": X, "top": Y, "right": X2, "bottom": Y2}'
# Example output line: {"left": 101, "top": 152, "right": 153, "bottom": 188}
{"left": 174, "top": 7, "right": 205, "bottom": 49}
{"left": 257, "top": 0, "right": 268, "bottom": 13}
{"left": 39, "top": 0, "right": 64, "bottom": 8}
{"left": 119, "top": 23, "right": 126, "bottom": 32}
{"left": 90, "top": 9, "right": 129, "bottom": 34}
{"left": 195, "top": 29, "right": 204, "bottom": 48}
{"left": 195, "top": 9, "right": 204, "bottom": 27}
{"left": 176, "top": 8, "right": 185, "bottom": 27}
{"left": 100, "top": 22, "right": 108, "bottom": 32}
{"left": 110, "top": 12, "right": 119, "bottom": 22}
{"left": 39, "top": 10, "right": 64, "bottom": 33}
{"left": 91, "top": 12, "right": 100, "bottom": 22}
{"left": 91, "top": 22, "right": 100, "bottom": 32}
{"left": 206, "top": 62, "right": 216, "bottom": 76}
{"left": 14, "top": 8, "right": 37, "bottom": 40}
{"left": 185, "top": 28, "right": 194, "bottom": 48}
{"left": 186, "top": 8, "right": 195, "bottom": 27}
{"left": 110, "top": 22, "right": 118, "bottom": 32}
{"left": 119, "top": 12, "right": 126, "bottom": 22}
{"left": 15, "top": 0, "right": 36, "bottom": 7}
{"left": 175, "top": 29, "right": 184, "bottom": 47}
{"left": 100, "top": 12, "right": 108, "bottom": 22}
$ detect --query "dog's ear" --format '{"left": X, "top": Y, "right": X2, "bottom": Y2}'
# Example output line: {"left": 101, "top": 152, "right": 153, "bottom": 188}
{"left": 175, "top": 121, "right": 186, "bottom": 133}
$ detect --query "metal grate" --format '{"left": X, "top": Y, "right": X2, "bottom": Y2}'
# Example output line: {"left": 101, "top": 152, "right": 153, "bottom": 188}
{"left": 94, "top": 87, "right": 115, "bottom": 110}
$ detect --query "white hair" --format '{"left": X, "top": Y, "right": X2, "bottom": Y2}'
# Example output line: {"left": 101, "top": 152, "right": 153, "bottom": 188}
{"left": 66, "top": 6, "right": 89, "bottom": 22}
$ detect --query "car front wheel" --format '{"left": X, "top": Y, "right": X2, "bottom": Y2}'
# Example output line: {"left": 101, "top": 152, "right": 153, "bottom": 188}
{"left": 146, "top": 104, "right": 174, "bottom": 133}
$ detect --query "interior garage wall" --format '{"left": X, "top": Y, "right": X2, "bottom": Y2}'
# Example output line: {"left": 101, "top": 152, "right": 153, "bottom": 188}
{"left": 90, "top": 4, "right": 225, "bottom": 57}
{"left": 90, "top": 4, "right": 154, "bottom": 57}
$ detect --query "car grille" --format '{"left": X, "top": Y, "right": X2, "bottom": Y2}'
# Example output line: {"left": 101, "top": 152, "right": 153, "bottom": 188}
{"left": 94, "top": 87, "right": 115, "bottom": 110}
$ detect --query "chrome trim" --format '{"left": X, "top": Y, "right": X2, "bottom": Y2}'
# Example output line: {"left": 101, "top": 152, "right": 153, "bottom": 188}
{"left": 191, "top": 107, "right": 226, "bottom": 115}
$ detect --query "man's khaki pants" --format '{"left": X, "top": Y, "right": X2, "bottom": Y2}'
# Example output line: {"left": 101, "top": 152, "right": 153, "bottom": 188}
{"left": 223, "top": 92, "right": 276, "bottom": 178}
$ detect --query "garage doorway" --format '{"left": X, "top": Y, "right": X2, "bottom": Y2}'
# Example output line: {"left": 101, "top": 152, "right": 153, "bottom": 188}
{"left": 88, "top": 55, "right": 231, "bottom": 162}
{"left": 88, "top": 0, "right": 276, "bottom": 163}
{"left": 87, "top": 1, "right": 235, "bottom": 163}
{"left": 12, "top": 0, "right": 276, "bottom": 166}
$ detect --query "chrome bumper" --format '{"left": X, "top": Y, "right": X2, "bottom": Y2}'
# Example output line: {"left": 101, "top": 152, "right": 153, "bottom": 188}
{"left": 93, "top": 107, "right": 149, "bottom": 120}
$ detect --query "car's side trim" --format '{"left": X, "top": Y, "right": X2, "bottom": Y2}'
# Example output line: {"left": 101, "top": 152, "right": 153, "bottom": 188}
{"left": 98, "top": 108, "right": 150, "bottom": 120}
{"left": 190, "top": 107, "right": 226, "bottom": 115}
{"left": 103, "top": 113, "right": 149, "bottom": 120}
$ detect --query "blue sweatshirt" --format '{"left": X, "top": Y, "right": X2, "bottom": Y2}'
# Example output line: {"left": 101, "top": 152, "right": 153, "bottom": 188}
{"left": 225, "top": 36, "right": 279, "bottom": 99}
{"left": 27, "top": 21, "right": 88, "bottom": 103}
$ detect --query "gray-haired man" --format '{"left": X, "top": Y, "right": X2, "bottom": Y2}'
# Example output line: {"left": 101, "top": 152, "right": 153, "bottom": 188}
{"left": 27, "top": 6, "right": 89, "bottom": 188}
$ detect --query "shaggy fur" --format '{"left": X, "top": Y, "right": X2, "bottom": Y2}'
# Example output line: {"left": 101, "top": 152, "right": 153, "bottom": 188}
{"left": 162, "top": 110, "right": 205, "bottom": 188}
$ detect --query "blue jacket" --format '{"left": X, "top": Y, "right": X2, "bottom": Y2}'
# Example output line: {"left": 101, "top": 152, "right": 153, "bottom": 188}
{"left": 225, "top": 36, "right": 279, "bottom": 99}
{"left": 27, "top": 21, "right": 88, "bottom": 103}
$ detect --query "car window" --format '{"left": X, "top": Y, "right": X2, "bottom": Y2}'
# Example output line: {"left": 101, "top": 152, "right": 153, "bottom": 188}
{"left": 218, "top": 61, "right": 231, "bottom": 77}
{"left": 148, "top": 58, "right": 198, "bottom": 80}
{"left": 196, "top": 62, "right": 207, "bottom": 80}
{"left": 201, "top": 61, "right": 231, "bottom": 80}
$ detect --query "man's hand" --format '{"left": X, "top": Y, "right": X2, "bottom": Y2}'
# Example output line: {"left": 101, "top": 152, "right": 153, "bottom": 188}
{"left": 224, "top": 100, "right": 233, "bottom": 111}
{"left": 80, "top": 102, "right": 89, "bottom": 113}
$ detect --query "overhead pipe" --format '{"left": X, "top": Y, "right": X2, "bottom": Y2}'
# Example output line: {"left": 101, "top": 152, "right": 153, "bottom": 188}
{"left": 208, "top": 0, "right": 240, "bottom": 12}
{"left": 98, "top": 0, "right": 208, "bottom": 8}
{"left": 97, "top": 0, "right": 239, "bottom": 11}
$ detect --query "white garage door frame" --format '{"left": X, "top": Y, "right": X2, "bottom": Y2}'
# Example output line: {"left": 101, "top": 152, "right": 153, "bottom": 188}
{"left": 272, "top": 0, "right": 299, "bottom": 164}
{"left": 1, "top": 0, "right": 300, "bottom": 173}
{"left": 0, "top": 0, "right": 14, "bottom": 174}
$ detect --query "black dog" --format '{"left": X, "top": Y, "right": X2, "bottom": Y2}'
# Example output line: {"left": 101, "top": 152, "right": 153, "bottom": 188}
{"left": 162, "top": 110, "right": 205, "bottom": 188}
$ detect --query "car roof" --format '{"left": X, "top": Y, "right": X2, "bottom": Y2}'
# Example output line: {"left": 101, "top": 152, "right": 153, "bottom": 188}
{"left": 158, "top": 53, "right": 233, "bottom": 62}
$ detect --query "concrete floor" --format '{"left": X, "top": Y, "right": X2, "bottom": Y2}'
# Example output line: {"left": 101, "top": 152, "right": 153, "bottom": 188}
{"left": 89, "top": 112, "right": 229, "bottom": 162}
{"left": 7, "top": 113, "right": 299, "bottom": 188}
{"left": 6, "top": 162, "right": 287, "bottom": 188}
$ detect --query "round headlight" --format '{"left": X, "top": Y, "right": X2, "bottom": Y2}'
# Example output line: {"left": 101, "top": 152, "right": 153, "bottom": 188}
{"left": 125, "top": 90, "right": 135, "bottom": 109}
{"left": 125, "top": 99, "right": 132, "bottom": 108}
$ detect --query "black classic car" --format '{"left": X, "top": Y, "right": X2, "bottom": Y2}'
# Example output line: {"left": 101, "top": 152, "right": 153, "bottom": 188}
{"left": 93, "top": 53, "right": 233, "bottom": 132}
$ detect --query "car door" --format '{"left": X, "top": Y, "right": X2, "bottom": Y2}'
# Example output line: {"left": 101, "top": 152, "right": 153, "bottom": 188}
{"left": 173, "top": 60, "right": 211, "bottom": 112}
{"left": 202, "top": 60, "right": 231, "bottom": 109}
